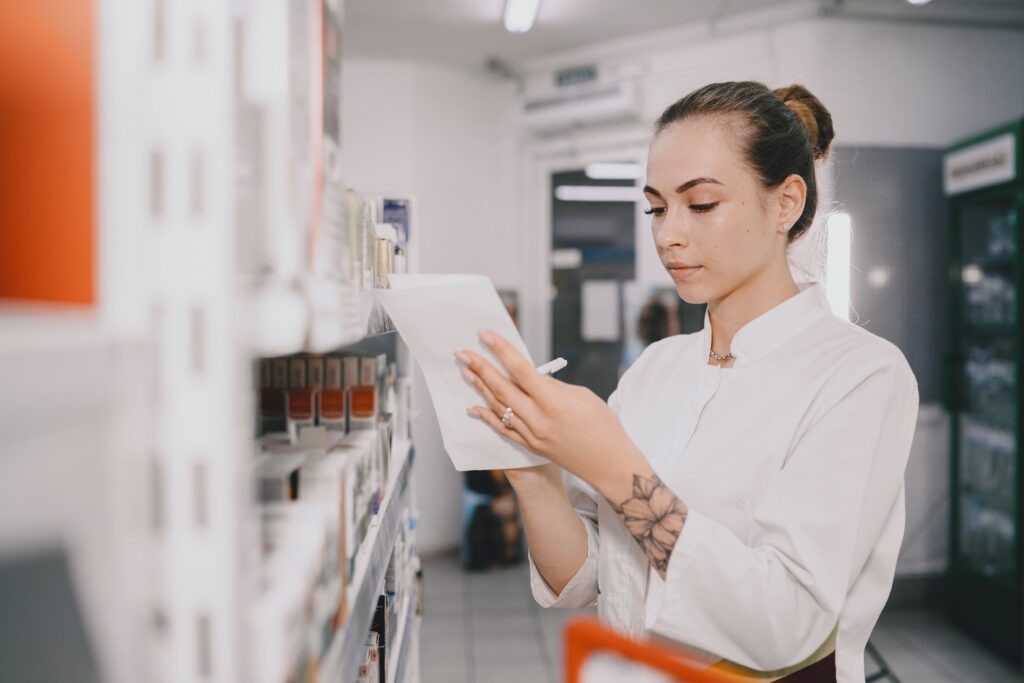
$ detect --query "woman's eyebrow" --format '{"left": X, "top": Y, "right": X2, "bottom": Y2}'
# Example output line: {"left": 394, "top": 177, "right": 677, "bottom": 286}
{"left": 643, "top": 177, "right": 723, "bottom": 197}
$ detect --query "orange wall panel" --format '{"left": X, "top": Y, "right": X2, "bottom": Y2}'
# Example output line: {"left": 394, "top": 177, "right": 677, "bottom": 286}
{"left": 0, "top": 1, "right": 95, "bottom": 305}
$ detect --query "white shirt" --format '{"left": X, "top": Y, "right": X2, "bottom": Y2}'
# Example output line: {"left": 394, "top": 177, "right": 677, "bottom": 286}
{"left": 528, "top": 280, "right": 920, "bottom": 682}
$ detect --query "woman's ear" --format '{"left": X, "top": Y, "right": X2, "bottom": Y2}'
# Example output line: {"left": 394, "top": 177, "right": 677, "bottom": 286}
{"left": 776, "top": 173, "right": 807, "bottom": 234}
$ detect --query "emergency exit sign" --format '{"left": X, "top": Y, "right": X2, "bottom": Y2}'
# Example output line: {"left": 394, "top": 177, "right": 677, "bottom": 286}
{"left": 555, "top": 65, "right": 598, "bottom": 87}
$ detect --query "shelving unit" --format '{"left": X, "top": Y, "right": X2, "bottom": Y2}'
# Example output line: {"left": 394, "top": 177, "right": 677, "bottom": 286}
{"left": 0, "top": 2, "right": 421, "bottom": 682}
{"left": 321, "top": 440, "right": 415, "bottom": 682}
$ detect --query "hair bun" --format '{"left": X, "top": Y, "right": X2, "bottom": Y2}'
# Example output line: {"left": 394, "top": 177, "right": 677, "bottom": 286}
{"left": 773, "top": 84, "right": 835, "bottom": 161}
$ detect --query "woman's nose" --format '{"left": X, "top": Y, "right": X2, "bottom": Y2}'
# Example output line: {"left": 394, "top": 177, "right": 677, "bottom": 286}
{"left": 653, "top": 210, "right": 688, "bottom": 250}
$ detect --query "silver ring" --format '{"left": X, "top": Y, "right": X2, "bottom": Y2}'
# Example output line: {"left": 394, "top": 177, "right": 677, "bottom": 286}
{"left": 501, "top": 406, "right": 514, "bottom": 428}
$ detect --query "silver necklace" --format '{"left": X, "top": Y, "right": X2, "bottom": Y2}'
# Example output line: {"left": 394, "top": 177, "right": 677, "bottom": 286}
{"left": 709, "top": 348, "right": 734, "bottom": 362}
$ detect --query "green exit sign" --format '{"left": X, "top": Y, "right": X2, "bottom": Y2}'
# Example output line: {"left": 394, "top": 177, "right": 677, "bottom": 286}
{"left": 555, "top": 65, "right": 598, "bottom": 87}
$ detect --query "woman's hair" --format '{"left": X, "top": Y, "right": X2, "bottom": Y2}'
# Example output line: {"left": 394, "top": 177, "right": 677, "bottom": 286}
{"left": 654, "top": 81, "right": 835, "bottom": 246}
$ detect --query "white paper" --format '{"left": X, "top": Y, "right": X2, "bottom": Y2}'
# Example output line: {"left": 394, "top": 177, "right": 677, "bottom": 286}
{"left": 376, "top": 274, "right": 549, "bottom": 471}
{"left": 581, "top": 279, "right": 620, "bottom": 341}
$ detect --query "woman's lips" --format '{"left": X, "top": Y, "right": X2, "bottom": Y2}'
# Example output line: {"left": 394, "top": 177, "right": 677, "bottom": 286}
{"left": 668, "top": 265, "right": 702, "bottom": 281}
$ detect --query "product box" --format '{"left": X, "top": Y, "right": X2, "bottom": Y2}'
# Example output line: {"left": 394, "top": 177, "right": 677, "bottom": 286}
{"left": 287, "top": 357, "right": 315, "bottom": 441}
{"left": 307, "top": 354, "right": 324, "bottom": 427}
{"left": 381, "top": 197, "right": 411, "bottom": 249}
{"left": 259, "top": 359, "right": 286, "bottom": 434}
{"left": 347, "top": 355, "right": 377, "bottom": 431}
{"left": 255, "top": 452, "right": 307, "bottom": 502}
{"left": 320, "top": 356, "right": 347, "bottom": 430}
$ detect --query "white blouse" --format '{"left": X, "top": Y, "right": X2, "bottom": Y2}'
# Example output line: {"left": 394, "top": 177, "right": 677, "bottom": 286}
{"left": 528, "top": 280, "right": 920, "bottom": 682}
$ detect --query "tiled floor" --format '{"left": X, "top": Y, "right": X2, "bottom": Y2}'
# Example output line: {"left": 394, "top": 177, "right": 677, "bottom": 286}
{"left": 419, "top": 553, "right": 1022, "bottom": 683}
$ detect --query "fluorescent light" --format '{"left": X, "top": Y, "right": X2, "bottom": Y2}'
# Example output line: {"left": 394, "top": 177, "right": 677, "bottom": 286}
{"left": 826, "top": 212, "right": 852, "bottom": 320}
{"left": 584, "top": 163, "right": 643, "bottom": 180}
{"left": 554, "top": 185, "right": 638, "bottom": 202}
{"left": 906, "top": 0, "right": 932, "bottom": 5}
{"left": 504, "top": 0, "right": 541, "bottom": 33}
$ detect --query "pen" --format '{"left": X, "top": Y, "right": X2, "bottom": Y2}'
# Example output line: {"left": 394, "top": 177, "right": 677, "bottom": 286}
{"left": 535, "top": 357, "right": 568, "bottom": 375}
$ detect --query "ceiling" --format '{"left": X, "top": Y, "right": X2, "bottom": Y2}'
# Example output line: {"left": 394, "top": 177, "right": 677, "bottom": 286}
{"left": 341, "top": 0, "right": 1024, "bottom": 70}
{"left": 340, "top": 0, "right": 794, "bottom": 68}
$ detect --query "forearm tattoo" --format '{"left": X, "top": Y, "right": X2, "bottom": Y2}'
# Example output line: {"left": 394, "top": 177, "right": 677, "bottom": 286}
{"left": 612, "top": 473, "right": 688, "bottom": 577}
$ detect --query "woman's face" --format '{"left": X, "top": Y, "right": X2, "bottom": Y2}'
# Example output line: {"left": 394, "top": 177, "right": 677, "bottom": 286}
{"left": 644, "top": 115, "right": 788, "bottom": 305}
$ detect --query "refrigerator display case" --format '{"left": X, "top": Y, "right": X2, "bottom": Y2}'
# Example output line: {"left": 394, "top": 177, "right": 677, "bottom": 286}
{"left": 945, "top": 117, "right": 1024, "bottom": 666}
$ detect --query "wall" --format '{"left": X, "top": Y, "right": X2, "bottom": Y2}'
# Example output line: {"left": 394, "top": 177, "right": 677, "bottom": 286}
{"left": 342, "top": 60, "right": 520, "bottom": 554}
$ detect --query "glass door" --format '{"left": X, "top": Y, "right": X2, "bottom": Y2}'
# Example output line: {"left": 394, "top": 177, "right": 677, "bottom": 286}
{"left": 954, "top": 198, "right": 1019, "bottom": 586}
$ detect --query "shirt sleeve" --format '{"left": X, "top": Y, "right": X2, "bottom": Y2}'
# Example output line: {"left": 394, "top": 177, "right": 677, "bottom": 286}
{"left": 644, "top": 346, "right": 920, "bottom": 672}
{"left": 527, "top": 377, "right": 629, "bottom": 608}
{"left": 527, "top": 468, "right": 601, "bottom": 607}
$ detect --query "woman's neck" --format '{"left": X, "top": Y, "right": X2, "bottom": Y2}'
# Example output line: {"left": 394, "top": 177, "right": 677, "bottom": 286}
{"left": 706, "top": 269, "right": 800, "bottom": 366}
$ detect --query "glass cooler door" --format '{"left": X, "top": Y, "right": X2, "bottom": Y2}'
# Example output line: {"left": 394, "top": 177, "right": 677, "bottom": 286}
{"left": 950, "top": 196, "right": 1022, "bottom": 661}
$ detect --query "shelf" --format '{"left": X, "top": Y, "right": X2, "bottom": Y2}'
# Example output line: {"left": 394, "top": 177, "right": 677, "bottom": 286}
{"left": 961, "top": 323, "right": 1018, "bottom": 341}
{"left": 306, "top": 276, "right": 378, "bottom": 354}
{"left": 320, "top": 439, "right": 414, "bottom": 682}
{"left": 244, "top": 276, "right": 392, "bottom": 357}
{"left": 387, "top": 595, "right": 418, "bottom": 683}
{"left": 244, "top": 281, "right": 308, "bottom": 357}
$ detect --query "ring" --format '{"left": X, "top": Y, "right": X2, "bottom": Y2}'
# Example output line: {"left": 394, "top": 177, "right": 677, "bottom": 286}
{"left": 501, "top": 406, "right": 514, "bottom": 428}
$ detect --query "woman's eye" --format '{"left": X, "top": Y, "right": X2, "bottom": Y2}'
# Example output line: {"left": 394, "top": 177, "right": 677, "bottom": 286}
{"left": 690, "top": 202, "right": 719, "bottom": 214}
{"left": 643, "top": 207, "right": 666, "bottom": 216}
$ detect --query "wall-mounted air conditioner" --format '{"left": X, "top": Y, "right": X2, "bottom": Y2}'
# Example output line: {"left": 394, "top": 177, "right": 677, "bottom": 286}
{"left": 520, "top": 78, "right": 642, "bottom": 135}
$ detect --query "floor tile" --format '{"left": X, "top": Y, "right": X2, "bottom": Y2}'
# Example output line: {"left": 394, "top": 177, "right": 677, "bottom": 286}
{"left": 472, "top": 633, "right": 543, "bottom": 664}
{"left": 420, "top": 663, "right": 469, "bottom": 683}
{"left": 468, "top": 612, "right": 537, "bottom": 637}
{"left": 471, "top": 661, "right": 550, "bottom": 683}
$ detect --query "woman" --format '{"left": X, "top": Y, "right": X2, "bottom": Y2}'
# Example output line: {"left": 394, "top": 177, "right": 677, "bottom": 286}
{"left": 454, "top": 81, "right": 919, "bottom": 682}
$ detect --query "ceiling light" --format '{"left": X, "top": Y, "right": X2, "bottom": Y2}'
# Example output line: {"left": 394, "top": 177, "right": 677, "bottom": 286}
{"left": 504, "top": 0, "right": 541, "bottom": 33}
{"left": 584, "top": 163, "right": 643, "bottom": 180}
{"left": 906, "top": 0, "right": 933, "bottom": 5}
{"left": 554, "top": 186, "right": 638, "bottom": 202}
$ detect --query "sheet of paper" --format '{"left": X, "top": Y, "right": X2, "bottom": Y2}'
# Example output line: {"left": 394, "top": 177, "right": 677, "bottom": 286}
{"left": 376, "top": 274, "right": 549, "bottom": 471}
{"left": 581, "top": 279, "right": 620, "bottom": 341}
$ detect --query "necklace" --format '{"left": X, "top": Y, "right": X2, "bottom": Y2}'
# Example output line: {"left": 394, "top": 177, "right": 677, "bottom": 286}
{"left": 709, "top": 348, "right": 734, "bottom": 362}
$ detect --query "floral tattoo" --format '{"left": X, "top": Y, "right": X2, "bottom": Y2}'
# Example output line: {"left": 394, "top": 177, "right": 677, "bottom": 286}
{"left": 613, "top": 473, "right": 687, "bottom": 577}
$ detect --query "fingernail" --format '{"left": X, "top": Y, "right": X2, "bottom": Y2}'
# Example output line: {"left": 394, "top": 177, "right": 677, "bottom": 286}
{"left": 454, "top": 350, "right": 470, "bottom": 364}
{"left": 466, "top": 407, "right": 478, "bottom": 417}
{"left": 478, "top": 330, "right": 494, "bottom": 345}
{"left": 460, "top": 368, "right": 475, "bottom": 383}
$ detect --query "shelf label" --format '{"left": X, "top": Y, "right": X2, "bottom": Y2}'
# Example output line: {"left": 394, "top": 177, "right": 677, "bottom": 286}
{"left": 944, "top": 132, "right": 1017, "bottom": 196}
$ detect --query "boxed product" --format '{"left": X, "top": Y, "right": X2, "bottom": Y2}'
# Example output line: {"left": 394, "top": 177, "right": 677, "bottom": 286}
{"left": 255, "top": 452, "right": 307, "bottom": 502}
{"left": 347, "top": 355, "right": 377, "bottom": 431}
{"left": 287, "top": 356, "right": 315, "bottom": 441}
{"left": 259, "top": 359, "right": 286, "bottom": 434}
{"left": 320, "top": 355, "right": 347, "bottom": 430}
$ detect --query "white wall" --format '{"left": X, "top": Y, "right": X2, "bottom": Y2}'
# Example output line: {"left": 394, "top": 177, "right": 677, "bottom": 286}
{"left": 342, "top": 60, "right": 521, "bottom": 554}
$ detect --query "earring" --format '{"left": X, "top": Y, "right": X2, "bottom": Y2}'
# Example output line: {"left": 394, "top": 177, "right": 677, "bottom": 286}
{"left": 782, "top": 222, "right": 790, "bottom": 230}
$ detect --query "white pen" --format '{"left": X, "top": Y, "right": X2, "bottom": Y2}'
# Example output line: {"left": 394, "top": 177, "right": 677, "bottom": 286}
{"left": 535, "top": 357, "right": 568, "bottom": 376}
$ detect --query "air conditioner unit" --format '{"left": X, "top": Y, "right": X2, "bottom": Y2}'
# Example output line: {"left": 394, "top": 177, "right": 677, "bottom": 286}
{"left": 521, "top": 79, "right": 642, "bottom": 135}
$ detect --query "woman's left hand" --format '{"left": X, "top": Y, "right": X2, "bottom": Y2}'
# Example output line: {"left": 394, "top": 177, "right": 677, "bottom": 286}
{"left": 455, "top": 330, "right": 648, "bottom": 495}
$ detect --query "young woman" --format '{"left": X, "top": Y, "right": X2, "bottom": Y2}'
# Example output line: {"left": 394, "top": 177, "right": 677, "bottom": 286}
{"left": 454, "top": 81, "right": 919, "bottom": 682}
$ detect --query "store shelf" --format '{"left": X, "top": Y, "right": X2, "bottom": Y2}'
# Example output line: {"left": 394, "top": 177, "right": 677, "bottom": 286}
{"left": 306, "top": 276, "right": 378, "bottom": 354}
{"left": 387, "top": 596, "right": 418, "bottom": 683}
{"left": 320, "top": 439, "right": 414, "bottom": 681}
{"left": 244, "top": 281, "right": 308, "bottom": 357}
{"left": 245, "top": 277, "right": 398, "bottom": 357}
